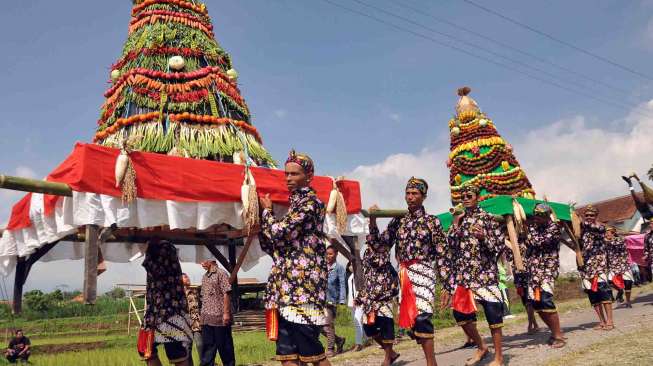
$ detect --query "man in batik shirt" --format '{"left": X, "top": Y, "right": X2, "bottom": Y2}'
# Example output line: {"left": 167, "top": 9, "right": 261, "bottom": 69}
{"left": 368, "top": 177, "right": 449, "bottom": 366}
{"left": 605, "top": 227, "right": 634, "bottom": 308}
{"left": 643, "top": 227, "right": 653, "bottom": 281}
{"left": 523, "top": 204, "right": 565, "bottom": 347}
{"left": 259, "top": 150, "right": 331, "bottom": 366}
{"left": 355, "top": 244, "right": 400, "bottom": 366}
{"left": 444, "top": 185, "right": 505, "bottom": 366}
{"left": 579, "top": 205, "right": 614, "bottom": 331}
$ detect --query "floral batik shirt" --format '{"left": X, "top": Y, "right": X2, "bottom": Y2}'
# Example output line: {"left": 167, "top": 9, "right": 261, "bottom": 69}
{"left": 142, "top": 241, "right": 192, "bottom": 344}
{"left": 644, "top": 231, "right": 653, "bottom": 264}
{"left": 367, "top": 206, "right": 451, "bottom": 291}
{"left": 446, "top": 207, "right": 505, "bottom": 292}
{"left": 524, "top": 221, "right": 561, "bottom": 293}
{"left": 606, "top": 236, "right": 630, "bottom": 276}
{"left": 355, "top": 246, "right": 399, "bottom": 316}
{"left": 580, "top": 222, "right": 608, "bottom": 280}
{"left": 259, "top": 186, "right": 328, "bottom": 325}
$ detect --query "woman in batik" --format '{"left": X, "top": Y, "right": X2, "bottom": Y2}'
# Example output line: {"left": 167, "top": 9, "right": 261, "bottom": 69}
{"left": 579, "top": 205, "right": 614, "bottom": 331}
{"left": 355, "top": 244, "right": 400, "bottom": 366}
{"left": 368, "top": 177, "right": 449, "bottom": 366}
{"left": 443, "top": 185, "right": 505, "bottom": 366}
{"left": 605, "top": 227, "right": 634, "bottom": 308}
{"left": 258, "top": 150, "right": 331, "bottom": 366}
{"left": 523, "top": 204, "right": 565, "bottom": 347}
{"left": 141, "top": 239, "right": 193, "bottom": 366}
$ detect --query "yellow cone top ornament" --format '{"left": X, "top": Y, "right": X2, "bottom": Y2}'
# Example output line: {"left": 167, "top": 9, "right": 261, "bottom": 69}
{"left": 456, "top": 86, "right": 480, "bottom": 122}
{"left": 227, "top": 68, "right": 239, "bottom": 80}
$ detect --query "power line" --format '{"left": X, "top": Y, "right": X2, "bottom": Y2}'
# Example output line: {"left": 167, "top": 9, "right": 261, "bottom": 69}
{"left": 344, "top": 0, "right": 652, "bottom": 118}
{"left": 461, "top": 0, "right": 653, "bottom": 81}
{"left": 318, "top": 0, "right": 653, "bottom": 120}
{"left": 391, "top": 0, "right": 631, "bottom": 97}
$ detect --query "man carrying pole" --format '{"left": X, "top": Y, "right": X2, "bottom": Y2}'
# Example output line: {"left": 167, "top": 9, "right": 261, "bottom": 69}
{"left": 258, "top": 150, "right": 331, "bottom": 366}
{"left": 579, "top": 206, "right": 614, "bottom": 331}
{"left": 355, "top": 243, "right": 400, "bottom": 366}
{"left": 442, "top": 185, "right": 506, "bottom": 366}
{"left": 522, "top": 204, "right": 566, "bottom": 347}
{"left": 605, "top": 227, "right": 634, "bottom": 308}
{"left": 367, "top": 177, "right": 450, "bottom": 366}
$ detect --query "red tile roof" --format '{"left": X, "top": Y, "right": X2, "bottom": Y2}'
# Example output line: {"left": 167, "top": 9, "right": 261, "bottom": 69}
{"left": 576, "top": 193, "right": 643, "bottom": 223}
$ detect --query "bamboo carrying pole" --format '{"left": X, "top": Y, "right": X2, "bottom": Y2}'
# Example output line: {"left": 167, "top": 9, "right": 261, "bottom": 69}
{"left": 0, "top": 175, "right": 72, "bottom": 196}
{"left": 561, "top": 221, "right": 585, "bottom": 267}
{"left": 360, "top": 209, "right": 407, "bottom": 218}
{"left": 229, "top": 235, "right": 256, "bottom": 285}
{"left": 505, "top": 215, "right": 525, "bottom": 271}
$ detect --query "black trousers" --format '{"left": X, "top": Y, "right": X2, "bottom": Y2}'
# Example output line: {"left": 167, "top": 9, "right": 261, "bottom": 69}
{"left": 200, "top": 325, "right": 235, "bottom": 366}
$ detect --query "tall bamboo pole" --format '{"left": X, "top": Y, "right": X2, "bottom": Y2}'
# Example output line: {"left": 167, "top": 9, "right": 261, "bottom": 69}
{"left": 505, "top": 215, "right": 525, "bottom": 271}
{"left": 0, "top": 175, "right": 72, "bottom": 196}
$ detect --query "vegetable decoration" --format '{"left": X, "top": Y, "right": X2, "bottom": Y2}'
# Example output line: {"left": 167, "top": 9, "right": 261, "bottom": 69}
{"left": 168, "top": 55, "right": 186, "bottom": 71}
{"left": 94, "top": 0, "right": 275, "bottom": 167}
{"left": 447, "top": 87, "right": 535, "bottom": 204}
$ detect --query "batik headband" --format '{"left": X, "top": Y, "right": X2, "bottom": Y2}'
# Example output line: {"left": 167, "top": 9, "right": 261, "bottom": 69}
{"left": 585, "top": 205, "right": 599, "bottom": 215}
{"left": 406, "top": 177, "right": 428, "bottom": 195}
{"left": 285, "top": 149, "right": 314, "bottom": 176}
{"left": 533, "top": 203, "right": 552, "bottom": 216}
{"left": 460, "top": 184, "right": 480, "bottom": 195}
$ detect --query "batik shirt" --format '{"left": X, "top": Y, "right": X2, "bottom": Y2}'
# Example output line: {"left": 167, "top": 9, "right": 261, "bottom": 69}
{"left": 184, "top": 286, "right": 201, "bottom": 332}
{"left": 446, "top": 206, "right": 505, "bottom": 292}
{"left": 644, "top": 231, "right": 653, "bottom": 264}
{"left": 142, "top": 242, "right": 192, "bottom": 344}
{"left": 355, "top": 246, "right": 399, "bottom": 316}
{"left": 580, "top": 222, "right": 608, "bottom": 280}
{"left": 367, "top": 206, "right": 451, "bottom": 291}
{"left": 259, "top": 186, "right": 328, "bottom": 317}
{"left": 606, "top": 236, "right": 630, "bottom": 275}
{"left": 524, "top": 221, "right": 561, "bottom": 290}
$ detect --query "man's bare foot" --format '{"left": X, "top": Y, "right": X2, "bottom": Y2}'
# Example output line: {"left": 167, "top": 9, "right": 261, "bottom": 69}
{"left": 592, "top": 323, "right": 605, "bottom": 330}
{"left": 527, "top": 325, "right": 540, "bottom": 335}
{"left": 465, "top": 347, "right": 488, "bottom": 366}
{"left": 382, "top": 352, "right": 400, "bottom": 366}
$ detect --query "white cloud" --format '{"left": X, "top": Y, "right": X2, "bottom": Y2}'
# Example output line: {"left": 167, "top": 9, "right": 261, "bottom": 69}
{"left": 389, "top": 113, "right": 401, "bottom": 122}
{"left": 348, "top": 101, "right": 653, "bottom": 213}
{"left": 274, "top": 109, "right": 287, "bottom": 119}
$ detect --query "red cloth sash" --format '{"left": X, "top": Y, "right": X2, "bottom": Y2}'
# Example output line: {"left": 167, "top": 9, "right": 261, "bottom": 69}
{"left": 533, "top": 287, "right": 541, "bottom": 302}
{"left": 265, "top": 308, "right": 279, "bottom": 341}
{"left": 398, "top": 260, "right": 419, "bottom": 329}
{"left": 591, "top": 276, "right": 599, "bottom": 292}
{"left": 516, "top": 286, "right": 524, "bottom": 298}
{"left": 137, "top": 328, "right": 154, "bottom": 359}
{"left": 366, "top": 311, "right": 376, "bottom": 325}
{"left": 452, "top": 286, "right": 477, "bottom": 315}
{"left": 612, "top": 274, "right": 625, "bottom": 290}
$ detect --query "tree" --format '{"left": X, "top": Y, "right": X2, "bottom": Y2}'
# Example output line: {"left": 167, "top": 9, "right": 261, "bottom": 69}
{"left": 23, "top": 290, "right": 54, "bottom": 313}
{"left": 447, "top": 87, "right": 535, "bottom": 204}
{"left": 104, "top": 287, "right": 126, "bottom": 299}
{"left": 94, "top": 0, "right": 274, "bottom": 166}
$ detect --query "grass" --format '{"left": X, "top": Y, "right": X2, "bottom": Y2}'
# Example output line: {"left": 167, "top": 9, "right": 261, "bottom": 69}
{"left": 544, "top": 325, "right": 653, "bottom": 366}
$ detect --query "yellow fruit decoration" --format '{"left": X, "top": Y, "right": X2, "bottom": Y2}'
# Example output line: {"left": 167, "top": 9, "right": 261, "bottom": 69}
{"left": 501, "top": 161, "right": 510, "bottom": 171}
{"left": 455, "top": 174, "right": 462, "bottom": 185}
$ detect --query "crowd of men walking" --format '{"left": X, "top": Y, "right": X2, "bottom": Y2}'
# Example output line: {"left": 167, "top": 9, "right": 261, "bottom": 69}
{"left": 135, "top": 150, "right": 652, "bottom": 366}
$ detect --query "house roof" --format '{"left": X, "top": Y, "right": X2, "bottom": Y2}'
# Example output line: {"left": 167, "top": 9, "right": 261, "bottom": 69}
{"left": 576, "top": 193, "right": 643, "bottom": 223}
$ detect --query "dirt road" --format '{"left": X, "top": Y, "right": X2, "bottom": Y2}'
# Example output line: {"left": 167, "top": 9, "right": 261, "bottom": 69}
{"left": 333, "top": 286, "right": 653, "bottom": 366}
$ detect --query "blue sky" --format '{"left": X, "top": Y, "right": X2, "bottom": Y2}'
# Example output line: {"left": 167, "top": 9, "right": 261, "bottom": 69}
{"left": 1, "top": 0, "right": 653, "bottom": 294}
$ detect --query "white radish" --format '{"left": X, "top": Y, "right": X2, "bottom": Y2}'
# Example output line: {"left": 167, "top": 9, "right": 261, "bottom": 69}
{"left": 326, "top": 178, "right": 339, "bottom": 213}
{"left": 115, "top": 151, "right": 129, "bottom": 188}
